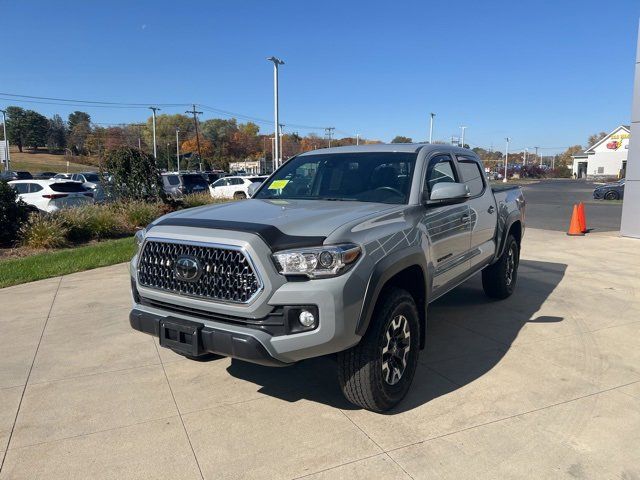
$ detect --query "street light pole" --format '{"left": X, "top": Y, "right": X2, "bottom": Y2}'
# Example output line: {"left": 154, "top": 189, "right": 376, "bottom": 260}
{"left": 175, "top": 128, "right": 180, "bottom": 172}
{"left": 0, "top": 109, "right": 10, "bottom": 170}
{"left": 267, "top": 56, "right": 284, "bottom": 171}
{"left": 459, "top": 126, "right": 467, "bottom": 148}
{"left": 149, "top": 107, "right": 161, "bottom": 160}
{"left": 503, "top": 137, "right": 510, "bottom": 183}
{"left": 429, "top": 113, "right": 435, "bottom": 143}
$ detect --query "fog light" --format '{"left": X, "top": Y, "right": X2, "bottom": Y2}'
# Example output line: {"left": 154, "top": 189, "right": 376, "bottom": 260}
{"left": 299, "top": 310, "right": 315, "bottom": 327}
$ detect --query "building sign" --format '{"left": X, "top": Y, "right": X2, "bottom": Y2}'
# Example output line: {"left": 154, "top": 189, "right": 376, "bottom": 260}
{"left": 606, "top": 133, "right": 630, "bottom": 150}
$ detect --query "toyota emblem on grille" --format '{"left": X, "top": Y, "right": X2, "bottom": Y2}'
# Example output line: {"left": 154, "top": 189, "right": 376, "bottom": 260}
{"left": 175, "top": 256, "right": 202, "bottom": 282}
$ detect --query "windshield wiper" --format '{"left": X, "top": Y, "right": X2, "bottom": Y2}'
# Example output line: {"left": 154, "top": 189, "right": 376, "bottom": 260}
{"left": 322, "top": 197, "right": 356, "bottom": 201}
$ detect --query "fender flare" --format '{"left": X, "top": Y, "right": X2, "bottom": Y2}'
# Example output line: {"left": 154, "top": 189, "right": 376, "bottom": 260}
{"left": 494, "top": 213, "right": 522, "bottom": 262}
{"left": 355, "top": 249, "right": 428, "bottom": 337}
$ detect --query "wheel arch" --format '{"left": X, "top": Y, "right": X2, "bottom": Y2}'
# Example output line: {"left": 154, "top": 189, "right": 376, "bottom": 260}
{"left": 494, "top": 216, "right": 523, "bottom": 262}
{"left": 356, "top": 251, "right": 428, "bottom": 349}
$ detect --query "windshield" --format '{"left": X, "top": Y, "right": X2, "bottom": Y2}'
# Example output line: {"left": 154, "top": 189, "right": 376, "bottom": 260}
{"left": 83, "top": 173, "right": 100, "bottom": 182}
{"left": 182, "top": 174, "right": 209, "bottom": 187}
{"left": 254, "top": 152, "right": 417, "bottom": 204}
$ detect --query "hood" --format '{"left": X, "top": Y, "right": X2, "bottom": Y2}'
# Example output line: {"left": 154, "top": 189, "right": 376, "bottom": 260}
{"left": 163, "top": 199, "right": 400, "bottom": 237}
{"left": 597, "top": 181, "right": 621, "bottom": 189}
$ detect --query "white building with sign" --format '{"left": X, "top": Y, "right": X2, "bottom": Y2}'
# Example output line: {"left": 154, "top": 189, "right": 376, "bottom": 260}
{"left": 572, "top": 125, "right": 629, "bottom": 179}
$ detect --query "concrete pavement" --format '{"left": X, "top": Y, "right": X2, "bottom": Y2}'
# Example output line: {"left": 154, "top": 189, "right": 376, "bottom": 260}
{"left": 0, "top": 228, "right": 639, "bottom": 479}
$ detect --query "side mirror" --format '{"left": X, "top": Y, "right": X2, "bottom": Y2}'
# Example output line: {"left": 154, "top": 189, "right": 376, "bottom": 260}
{"left": 425, "top": 182, "right": 470, "bottom": 206}
{"left": 247, "top": 182, "right": 260, "bottom": 198}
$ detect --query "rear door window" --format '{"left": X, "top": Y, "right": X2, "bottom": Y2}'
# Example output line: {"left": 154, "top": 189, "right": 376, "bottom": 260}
{"left": 457, "top": 157, "right": 485, "bottom": 196}
{"left": 29, "top": 183, "right": 44, "bottom": 193}
{"left": 49, "top": 182, "right": 87, "bottom": 193}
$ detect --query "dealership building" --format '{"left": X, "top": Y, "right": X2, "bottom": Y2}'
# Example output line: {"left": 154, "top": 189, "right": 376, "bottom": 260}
{"left": 572, "top": 125, "right": 629, "bottom": 179}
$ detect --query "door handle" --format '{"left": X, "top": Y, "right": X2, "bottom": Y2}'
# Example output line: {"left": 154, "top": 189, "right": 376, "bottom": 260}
{"left": 488, "top": 206, "right": 495, "bottom": 214}
{"left": 461, "top": 214, "right": 470, "bottom": 223}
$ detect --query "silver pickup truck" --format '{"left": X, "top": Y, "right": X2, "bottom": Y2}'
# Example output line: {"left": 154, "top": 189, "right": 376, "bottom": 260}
{"left": 129, "top": 144, "right": 525, "bottom": 411}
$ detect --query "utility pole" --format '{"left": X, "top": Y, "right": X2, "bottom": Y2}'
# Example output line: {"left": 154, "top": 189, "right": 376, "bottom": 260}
{"left": 459, "top": 126, "right": 467, "bottom": 148}
{"left": 503, "top": 137, "right": 510, "bottom": 183}
{"left": 149, "top": 107, "right": 161, "bottom": 160}
{"left": 524, "top": 148, "right": 528, "bottom": 166}
{"left": 534, "top": 146, "right": 539, "bottom": 165}
{"left": 186, "top": 104, "right": 203, "bottom": 170}
{"left": 356, "top": 133, "right": 360, "bottom": 146}
{"left": 138, "top": 137, "right": 142, "bottom": 150}
{"left": 267, "top": 56, "right": 284, "bottom": 172}
{"left": 325, "top": 127, "right": 335, "bottom": 148}
{"left": 0, "top": 109, "right": 10, "bottom": 170}
{"left": 278, "top": 123, "right": 285, "bottom": 167}
{"left": 175, "top": 128, "right": 180, "bottom": 172}
{"left": 429, "top": 113, "right": 435, "bottom": 143}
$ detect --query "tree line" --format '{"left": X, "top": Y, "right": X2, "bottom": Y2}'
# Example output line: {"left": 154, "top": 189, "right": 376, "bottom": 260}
{"left": 0, "top": 105, "right": 609, "bottom": 172}
{"left": 0, "top": 106, "right": 382, "bottom": 171}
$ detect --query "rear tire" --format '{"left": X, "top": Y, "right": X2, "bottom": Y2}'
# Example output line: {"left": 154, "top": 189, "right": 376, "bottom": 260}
{"left": 482, "top": 234, "right": 519, "bottom": 299}
{"left": 233, "top": 192, "right": 247, "bottom": 200}
{"left": 338, "top": 287, "right": 420, "bottom": 412}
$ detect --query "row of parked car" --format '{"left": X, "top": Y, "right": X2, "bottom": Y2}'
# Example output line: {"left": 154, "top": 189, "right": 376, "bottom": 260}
{"left": 161, "top": 172, "right": 268, "bottom": 200}
{"left": 1, "top": 168, "right": 269, "bottom": 213}
{"left": 0, "top": 170, "right": 105, "bottom": 213}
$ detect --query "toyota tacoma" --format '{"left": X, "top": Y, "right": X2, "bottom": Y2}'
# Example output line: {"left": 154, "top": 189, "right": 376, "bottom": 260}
{"left": 129, "top": 144, "right": 525, "bottom": 412}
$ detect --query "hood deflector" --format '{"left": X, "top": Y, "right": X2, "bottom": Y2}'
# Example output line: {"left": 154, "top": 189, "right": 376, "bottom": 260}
{"left": 152, "top": 218, "right": 326, "bottom": 252}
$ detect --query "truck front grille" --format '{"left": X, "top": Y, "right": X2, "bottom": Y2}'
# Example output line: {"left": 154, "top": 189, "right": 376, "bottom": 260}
{"left": 137, "top": 240, "right": 262, "bottom": 303}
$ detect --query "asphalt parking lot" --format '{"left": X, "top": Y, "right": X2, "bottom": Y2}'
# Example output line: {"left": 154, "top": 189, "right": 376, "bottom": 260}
{"left": 521, "top": 179, "right": 623, "bottom": 232}
{"left": 1, "top": 225, "right": 639, "bottom": 479}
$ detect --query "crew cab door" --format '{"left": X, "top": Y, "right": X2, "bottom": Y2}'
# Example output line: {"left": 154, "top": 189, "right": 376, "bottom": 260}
{"left": 456, "top": 155, "right": 497, "bottom": 271}
{"left": 420, "top": 153, "right": 472, "bottom": 297}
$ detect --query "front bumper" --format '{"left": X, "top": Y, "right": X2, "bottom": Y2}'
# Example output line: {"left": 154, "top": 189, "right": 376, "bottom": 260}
{"left": 130, "top": 308, "right": 289, "bottom": 366}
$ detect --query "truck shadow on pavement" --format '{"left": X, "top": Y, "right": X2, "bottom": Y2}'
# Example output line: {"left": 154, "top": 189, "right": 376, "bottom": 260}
{"left": 226, "top": 259, "right": 567, "bottom": 413}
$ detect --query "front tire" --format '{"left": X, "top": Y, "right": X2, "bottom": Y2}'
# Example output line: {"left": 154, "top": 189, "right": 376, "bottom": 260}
{"left": 604, "top": 191, "right": 619, "bottom": 200}
{"left": 338, "top": 287, "right": 420, "bottom": 412}
{"left": 482, "top": 234, "right": 519, "bottom": 299}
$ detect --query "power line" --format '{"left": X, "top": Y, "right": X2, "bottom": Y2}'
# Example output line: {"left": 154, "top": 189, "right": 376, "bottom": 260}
{"left": 0, "top": 92, "right": 188, "bottom": 107}
{"left": 0, "top": 92, "right": 355, "bottom": 138}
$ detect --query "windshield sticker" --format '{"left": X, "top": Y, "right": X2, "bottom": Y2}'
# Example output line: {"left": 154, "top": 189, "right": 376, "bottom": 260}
{"left": 268, "top": 179, "right": 289, "bottom": 190}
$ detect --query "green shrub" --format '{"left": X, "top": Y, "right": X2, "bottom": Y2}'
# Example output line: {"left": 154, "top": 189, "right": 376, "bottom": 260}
{"left": 58, "top": 204, "right": 124, "bottom": 242}
{"left": 114, "top": 201, "right": 164, "bottom": 229}
{"left": 0, "top": 180, "right": 30, "bottom": 246}
{"left": 181, "top": 193, "right": 228, "bottom": 209}
{"left": 102, "top": 147, "right": 164, "bottom": 201}
{"left": 20, "top": 214, "right": 68, "bottom": 249}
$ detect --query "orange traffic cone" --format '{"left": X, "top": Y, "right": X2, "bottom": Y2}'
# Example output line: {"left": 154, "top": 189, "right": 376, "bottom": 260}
{"left": 567, "top": 204, "right": 585, "bottom": 236}
{"left": 577, "top": 202, "right": 588, "bottom": 233}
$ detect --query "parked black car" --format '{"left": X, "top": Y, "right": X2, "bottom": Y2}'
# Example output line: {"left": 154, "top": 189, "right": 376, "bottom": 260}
{"left": 0, "top": 170, "right": 33, "bottom": 181}
{"left": 33, "top": 171, "right": 58, "bottom": 180}
{"left": 200, "top": 171, "right": 224, "bottom": 184}
{"left": 593, "top": 179, "right": 625, "bottom": 200}
{"left": 161, "top": 173, "right": 210, "bottom": 198}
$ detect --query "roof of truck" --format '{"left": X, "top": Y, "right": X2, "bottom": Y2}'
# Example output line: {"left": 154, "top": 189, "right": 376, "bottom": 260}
{"left": 298, "top": 143, "right": 473, "bottom": 156}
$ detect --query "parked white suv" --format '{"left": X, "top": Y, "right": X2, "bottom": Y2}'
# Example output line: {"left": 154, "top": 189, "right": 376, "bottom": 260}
{"left": 9, "top": 179, "right": 94, "bottom": 212}
{"left": 209, "top": 176, "right": 267, "bottom": 199}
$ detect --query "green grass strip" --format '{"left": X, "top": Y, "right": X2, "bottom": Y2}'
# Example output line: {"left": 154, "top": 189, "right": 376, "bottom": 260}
{"left": 0, "top": 237, "right": 136, "bottom": 288}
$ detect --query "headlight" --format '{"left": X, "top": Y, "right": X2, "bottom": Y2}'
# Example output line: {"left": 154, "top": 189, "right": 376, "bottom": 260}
{"left": 134, "top": 228, "right": 146, "bottom": 249}
{"left": 272, "top": 244, "right": 361, "bottom": 278}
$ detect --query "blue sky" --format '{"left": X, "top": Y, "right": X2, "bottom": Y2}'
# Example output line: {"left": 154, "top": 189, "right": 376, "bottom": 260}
{"left": 2, "top": 0, "right": 639, "bottom": 153}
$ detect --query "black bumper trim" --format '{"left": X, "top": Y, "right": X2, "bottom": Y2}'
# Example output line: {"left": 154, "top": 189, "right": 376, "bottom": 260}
{"left": 130, "top": 308, "right": 289, "bottom": 367}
